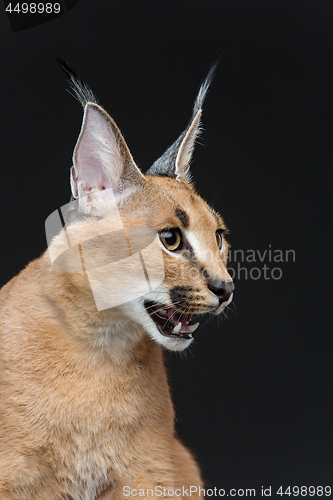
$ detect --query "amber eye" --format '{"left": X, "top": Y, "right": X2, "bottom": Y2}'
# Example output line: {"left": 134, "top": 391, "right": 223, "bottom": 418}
{"left": 160, "top": 229, "right": 182, "bottom": 251}
{"left": 216, "top": 231, "right": 224, "bottom": 251}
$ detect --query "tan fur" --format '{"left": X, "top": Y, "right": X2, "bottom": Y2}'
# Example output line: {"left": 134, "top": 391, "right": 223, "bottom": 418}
{"left": 0, "top": 92, "right": 232, "bottom": 499}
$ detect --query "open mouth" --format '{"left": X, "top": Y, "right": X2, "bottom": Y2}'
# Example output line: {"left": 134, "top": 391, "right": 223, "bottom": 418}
{"left": 144, "top": 301, "right": 199, "bottom": 340}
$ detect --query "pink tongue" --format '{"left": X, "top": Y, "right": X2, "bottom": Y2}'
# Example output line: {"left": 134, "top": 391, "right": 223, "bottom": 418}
{"left": 167, "top": 308, "right": 192, "bottom": 326}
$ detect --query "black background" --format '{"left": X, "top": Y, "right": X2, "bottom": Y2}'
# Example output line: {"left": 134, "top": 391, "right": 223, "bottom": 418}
{"left": 0, "top": 0, "right": 332, "bottom": 494}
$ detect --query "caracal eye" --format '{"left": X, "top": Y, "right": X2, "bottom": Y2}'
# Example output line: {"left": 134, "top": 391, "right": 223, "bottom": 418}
{"left": 160, "top": 229, "right": 182, "bottom": 251}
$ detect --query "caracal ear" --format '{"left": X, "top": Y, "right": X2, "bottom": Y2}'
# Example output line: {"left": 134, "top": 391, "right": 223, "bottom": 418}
{"left": 71, "top": 102, "right": 145, "bottom": 201}
{"left": 175, "top": 109, "right": 202, "bottom": 183}
{"left": 147, "top": 64, "right": 217, "bottom": 183}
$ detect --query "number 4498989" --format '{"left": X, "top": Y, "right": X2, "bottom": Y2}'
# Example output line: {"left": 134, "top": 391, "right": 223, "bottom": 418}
{"left": 5, "top": 3, "right": 61, "bottom": 14}
{"left": 277, "top": 486, "right": 331, "bottom": 496}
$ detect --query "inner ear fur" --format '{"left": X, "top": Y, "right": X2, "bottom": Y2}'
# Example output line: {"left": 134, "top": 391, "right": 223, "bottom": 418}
{"left": 71, "top": 103, "right": 145, "bottom": 200}
{"left": 175, "top": 109, "right": 202, "bottom": 184}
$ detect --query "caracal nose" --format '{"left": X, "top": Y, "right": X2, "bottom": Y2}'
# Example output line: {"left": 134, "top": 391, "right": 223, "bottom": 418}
{"left": 208, "top": 280, "right": 235, "bottom": 304}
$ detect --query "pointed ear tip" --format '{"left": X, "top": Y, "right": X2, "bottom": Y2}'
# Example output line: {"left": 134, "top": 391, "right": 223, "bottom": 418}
{"left": 85, "top": 102, "right": 109, "bottom": 116}
{"left": 83, "top": 102, "right": 111, "bottom": 123}
{"left": 192, "top": 109, "right": 203, "bottom": 129}
{"left": 194, "top": 108, "right": 203, "bottom": 121}
{"left": 83, "top": 102, "right": 95, "bottom": 117}
{"left": 85, "top": 101, "right": 100, "bottom": 111}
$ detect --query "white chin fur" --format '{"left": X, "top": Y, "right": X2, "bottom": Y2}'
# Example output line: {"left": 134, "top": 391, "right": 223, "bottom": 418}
{"left": 122, "top": 300, "right": 194, "bottom": 352}
{"left": 156, "top": 335, "right": 194, "bottom": 352}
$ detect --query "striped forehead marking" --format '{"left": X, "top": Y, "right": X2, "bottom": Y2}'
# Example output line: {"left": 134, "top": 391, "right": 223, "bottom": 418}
{"left": 175, "top": 208, "right": 190, "bottom": 228}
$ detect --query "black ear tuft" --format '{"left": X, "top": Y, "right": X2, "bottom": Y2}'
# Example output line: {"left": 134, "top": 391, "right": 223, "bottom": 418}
{"left": 192, "top": 63, "right": 217, "bottom": 118}
{"left": 56, "top": 57, "right": 99, "bottom": 109}
{"left": 146, "top": 62, "right": 218, "bottom": 179}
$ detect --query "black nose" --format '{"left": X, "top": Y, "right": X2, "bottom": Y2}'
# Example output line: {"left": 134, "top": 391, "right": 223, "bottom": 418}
{"left": 208, "top": 280, "right": 235, "bottom": 304}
